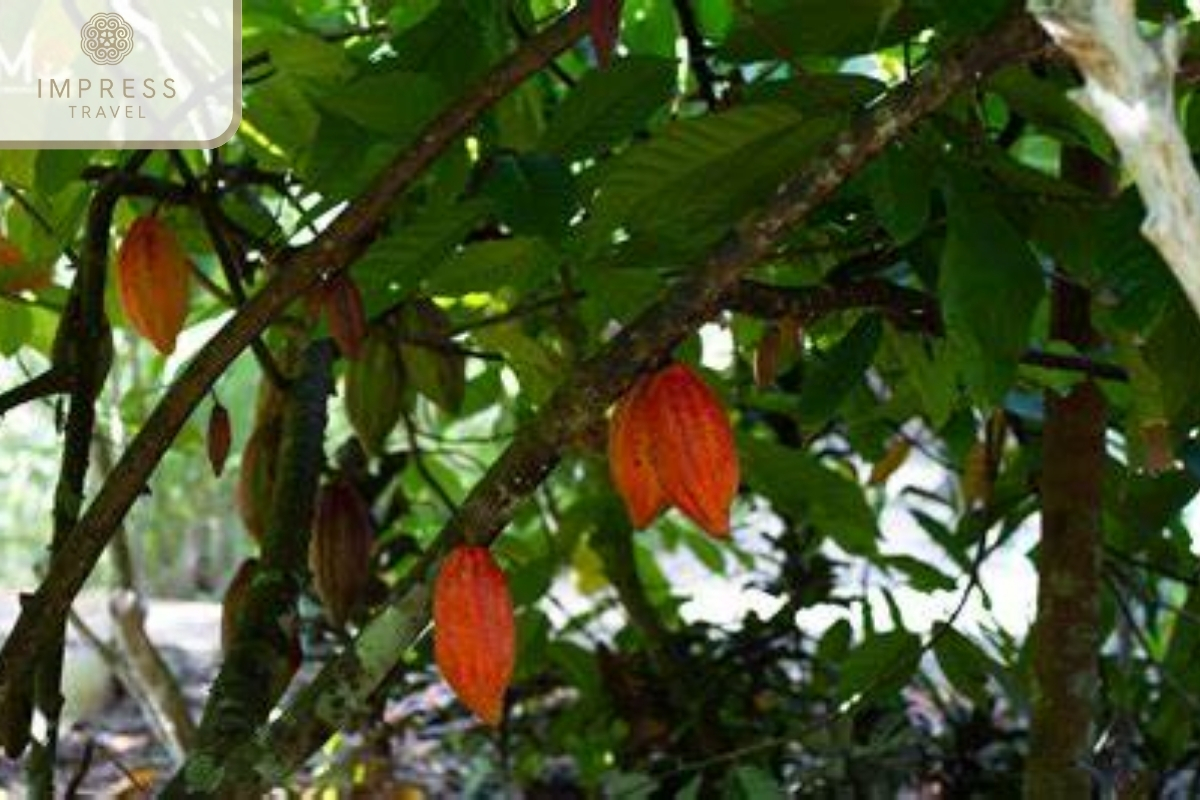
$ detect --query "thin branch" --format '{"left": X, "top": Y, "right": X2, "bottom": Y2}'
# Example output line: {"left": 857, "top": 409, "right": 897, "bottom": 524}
{"left": 672, "top": 0, "right": 721, "bottom": 107}
{"left": 170, "top": 151, "right": 290, "bottom": 389}
{"left": 0, "top": 369, "right": 72, "bottom": 419}
{"left": 402, "top": 412, "right": 458, "bottom": 514}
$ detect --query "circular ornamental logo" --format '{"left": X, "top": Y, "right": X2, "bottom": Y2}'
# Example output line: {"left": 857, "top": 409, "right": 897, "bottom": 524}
{"left": 80, "top": 13, "right": 134, "bottom": 66}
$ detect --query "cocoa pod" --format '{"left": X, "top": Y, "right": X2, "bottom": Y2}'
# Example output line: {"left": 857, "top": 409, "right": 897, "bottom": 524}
{"left": 753, "top": 325, "right": 783, "bottom": 389}
{"left": 320, "top": 273, "right": 367, "bottom": 360}
{"left": 207, "top": 401, "right": 232, "bottom": 478}
{"left": 344, "top": 328, "right": 406, "bottom": 456}
{"left": 309, "top": 478, "right": 375, "bottom": 627}
{"left": 1140, "top": 420, "right": 1175, "bottom": 475}
{"left": 962, "top": 439, "right": 991, "bottom": 511}
{"left": 868, "top": 437, "right": 911, "bottom": 487}
{"left": 398, "top": 298, "right": 465, "bottom": 414}
{"left": 237, "top": 413, "right": 282, "bottom": 542}
{"left": 642, "top": 364, "right": 739, "bottom": 537}
{"left": 115, "top": 216, "right": 192, "bottom": 355}
{"left": 220, "top": 558, "right": 258, "bottom": 654}
{"left": 434, "top": 546, "right": 515, "bottom": 726}
{"left": 0, "top": 235, "right": 50, "bottom": 295}
{"left": 608, "top": 377, "right": 667, "bottom": 529}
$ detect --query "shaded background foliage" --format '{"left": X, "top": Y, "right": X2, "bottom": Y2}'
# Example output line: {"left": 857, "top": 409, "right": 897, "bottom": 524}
{"left": 2, "top": 0, "right": 1200, "bottom": 795}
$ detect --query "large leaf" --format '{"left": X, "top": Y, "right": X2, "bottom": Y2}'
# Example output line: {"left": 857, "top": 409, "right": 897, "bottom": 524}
{"left": 721, "top": 0, "right": 904, "bottom": 60}
{"left": 482, "top": 153, "right": 579, "bottom": 240}
{"left": 353, "top": 200, "right": 492, "bottom": 318}
{"left": 797, "top": 316, "right": 882, "bottom": 424}
{"left": 939, "top": 182, "right": 1044, "bottom": 402}
{"left": 540, "top": 56, "right": 677, "bottom": 160}
{"left": 742, "top": 438, "right": 879, "bottom": 554}
{"left": 587, "top": 104, "right": 840, "bottom": 251}
{"left": 837, "top": 629, "right": 921, "bottom": 701}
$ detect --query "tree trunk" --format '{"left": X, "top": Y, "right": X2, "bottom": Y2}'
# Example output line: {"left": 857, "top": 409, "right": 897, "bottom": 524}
{"left": 1024, "top": 149, "right": 1110, "bottom": 798}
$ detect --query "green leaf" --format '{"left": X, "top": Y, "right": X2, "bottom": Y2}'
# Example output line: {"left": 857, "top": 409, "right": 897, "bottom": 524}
{"left": 312, "top": 71, "right": 444, "bottom": 139}
{"left": 723, "top": 766, "right": 785, "bottom": 800}
{"left": 588, "top": 104, "right": 839, "bottom": 251}
{"left": 837, "top": 629, "right": 920, "bottom": 701}
{"left": 482, "top": 153, "right": 578, "bottom": 240}
{"left": 0, "top": 300, "right": 32, "bottom": 356}
{"left": 933, "top": 627, "right": 997, "bottom": 707}
{"left": 885, "top": 555, "right": 957, "bottom": 593}
{"left": 721, "top": 0, "right": 904, "bottom": 60}
{"left": 868, "top": 147, "right": 932, "bottom": 245}
{"left": 939, "top": 182, "right": 1044, "bottom": 402}
{"left": 886, "top": 330, "right": 957, "bottom": 429}
{"left": 742, "top": 438, "right": 878, "bottom": 555}
{"left": 540, "top": 56, "right": 677, "bottom": 160}
{"left": 353, "top": 199, "right": 492, "bottom": 318}
{"left": 0, "top": 151, "right": 37, "bottom": 189}
{"left": 426, "top": 238, "right": 560, "bottom": 296}
{"left": 797, "top": 316, "right": 882, "bottom": 424}
{"left": 473, "top": 323, "right": 563, "bottom": 404}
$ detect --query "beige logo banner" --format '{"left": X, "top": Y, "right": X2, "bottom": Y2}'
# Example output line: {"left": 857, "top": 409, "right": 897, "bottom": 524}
{"left": 0, "top": 1, "right": 241, "bottom": 148}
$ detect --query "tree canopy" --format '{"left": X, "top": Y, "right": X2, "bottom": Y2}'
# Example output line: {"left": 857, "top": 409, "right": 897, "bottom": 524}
{"left": 2, "top": 0, "right": 1200, "bottom": 796}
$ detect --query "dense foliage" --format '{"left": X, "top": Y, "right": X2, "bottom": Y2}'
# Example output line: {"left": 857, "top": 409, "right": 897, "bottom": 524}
{"left": 3, "top": 0, "right": 1200, "bottom": 795}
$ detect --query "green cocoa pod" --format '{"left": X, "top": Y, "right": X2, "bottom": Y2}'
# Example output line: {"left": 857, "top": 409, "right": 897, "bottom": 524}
{"left": 344, "top": 327, "right": 405, "bottom": 456}
{"left": 397, "top": 297, "right": 465, "bottom": 414}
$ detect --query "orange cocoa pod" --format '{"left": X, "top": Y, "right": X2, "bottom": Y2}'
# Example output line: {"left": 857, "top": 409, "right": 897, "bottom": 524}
{"left": 642, "top": 364, "right": 739, "bottom": 537}
{"left": 115, "top": 216, "right": 192, "bottom": 355}
{"left": 207, "top": 401, "right": 232, "bottom": 478}
{"left": 309, "top": 479, "right": 375, "bottom": 627}
{"left": 608, "top": 378, "right": 667, "bottom": 529}
{"left": 434, "top": 546, "right": 515, "bottom": 726}
{"left": 321, "top": 273, "right": 367, "bottom": 360}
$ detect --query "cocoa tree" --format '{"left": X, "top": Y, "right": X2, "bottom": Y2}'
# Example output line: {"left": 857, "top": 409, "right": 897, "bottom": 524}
{"left": 1, "top": 0, "right": 1200, "bottom": 796}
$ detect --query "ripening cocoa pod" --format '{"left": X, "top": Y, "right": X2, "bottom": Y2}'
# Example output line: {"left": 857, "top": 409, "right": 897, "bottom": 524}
{"left": 1140, "top": 420, "right": 1175, "bottom": 475}
{"left": 220, "top": 558, "right": 259, "bottom": 654}
{"left": 609, "top": 378, "right": 667, "bottom": 529}
{"left": 309, "top": 478, "right": 375, "bottom": 627}
{"left": 434, "top": 546, "right": 515, "bottom": 726}
{"left": 237, "top": 413, "right": 282, "bottom": 542}
{"left": 115, "top": 216, "right": 192, "bottom": 355}
{"left": 344, "top": 328, "right": 406, "bottom": 456}
{"left": 398, "top": 298, "right": 465, "bottom": 414}
{"left": 320, "top": 273, "right": 367, "bottom": 360}
{"left": 868, "top": 437, "right": 911, "bottom": 487}
{"left": 753, "top": 325, "right": 783, "bottom": 389}
{"left": 207, "top": 401, "right": 232, "bottom": 478}
{"left": 962, "top": 439, "right": 991, "bottom": 511}
{"left": 0, "top": 235, "right": 51, "bottom": 295}
{"left": 641, "top": 364, "right": 739, "bottom": 537}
